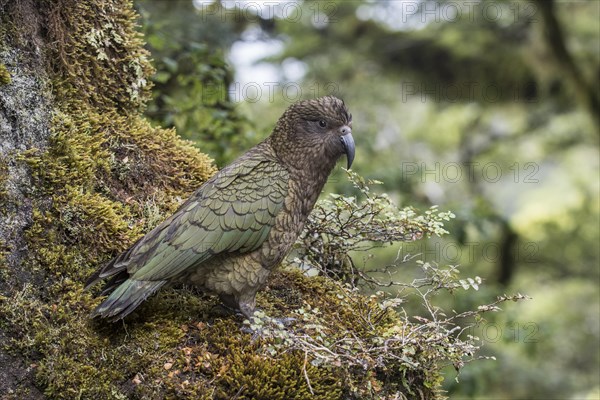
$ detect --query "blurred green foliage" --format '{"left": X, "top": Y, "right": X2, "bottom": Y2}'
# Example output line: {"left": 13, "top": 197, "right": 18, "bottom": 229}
{"left": 136, "top": 0, "right": 256, "bottom": 166}
{"left": 138, "top": 0, "right": 599, "bottom": 398}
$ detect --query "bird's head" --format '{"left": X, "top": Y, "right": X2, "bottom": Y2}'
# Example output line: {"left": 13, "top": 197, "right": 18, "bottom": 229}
{"left": 271, "top": 96, "right": 354, "bottom": 171}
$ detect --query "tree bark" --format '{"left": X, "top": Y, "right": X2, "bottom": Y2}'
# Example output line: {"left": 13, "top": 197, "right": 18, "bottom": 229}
{"left": 0, "top": 1, "right": 52, "bottom": 395}
{"left": 0, "top": 0, "right": 51, "bottom": 288}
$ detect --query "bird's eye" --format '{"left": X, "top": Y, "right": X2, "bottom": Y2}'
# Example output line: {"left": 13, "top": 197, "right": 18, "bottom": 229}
{"left": 318, "top": 120, "right": 327, "bottom": 128}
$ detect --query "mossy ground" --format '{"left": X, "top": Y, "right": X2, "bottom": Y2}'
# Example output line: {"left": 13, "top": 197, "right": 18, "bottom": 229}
{"left": 0, "top": 1, "right": 443, "bottom": 398}
{"left": 1, "top": 266, "right": 441, "bottom": 399}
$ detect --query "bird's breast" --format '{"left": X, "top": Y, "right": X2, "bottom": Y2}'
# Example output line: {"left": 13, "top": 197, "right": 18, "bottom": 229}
{"left": 257, "top": 173, "right": 327, "bottom": 269}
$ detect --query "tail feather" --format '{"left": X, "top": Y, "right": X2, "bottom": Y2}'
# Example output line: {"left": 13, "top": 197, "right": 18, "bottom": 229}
{"left": 90, "top": 279, "right": 166, "bottom": 321}
{"left": 85, "top": 236, "right": 145, "bottom": 290}
{"left": 98, "top": 271, "right": 129, "bottom": 296}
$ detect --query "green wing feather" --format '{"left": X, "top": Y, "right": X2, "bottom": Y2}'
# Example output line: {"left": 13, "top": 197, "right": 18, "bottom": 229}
{"left": 124, "top": 156, "right": 288, "bottom": 281}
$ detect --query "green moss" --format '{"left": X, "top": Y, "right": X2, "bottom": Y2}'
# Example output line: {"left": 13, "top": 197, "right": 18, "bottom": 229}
{"left": 262, "top": 268, "right": 397, "bottom": 337}
{"left": 220, "top": 351, "right": 342, "bottom": 400}
{"left": 0, "top": 63, "right": 10, "bottom": 85}
{"left": 262, "top": 270, "right": 447, "bottom": 399}
{"left": 43, "top": 0, "right": 153, "bottom": 111}
{"left": 0, "top": 283, "right": 193, "bottom": 399}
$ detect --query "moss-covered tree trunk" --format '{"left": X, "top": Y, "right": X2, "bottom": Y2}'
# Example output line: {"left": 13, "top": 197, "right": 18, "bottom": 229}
{"left": 0, "top": 1, "right": 216, "bottom": 397}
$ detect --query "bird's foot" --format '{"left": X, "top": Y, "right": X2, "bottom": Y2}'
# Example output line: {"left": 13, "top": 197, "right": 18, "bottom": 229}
{"left": 209, "top": 303, "right": 238, "bottom": 317}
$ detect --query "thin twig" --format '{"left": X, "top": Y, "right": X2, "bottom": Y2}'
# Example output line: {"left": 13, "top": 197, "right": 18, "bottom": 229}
{"left": 303, "top": 350, "right": 314, "bottom": 395}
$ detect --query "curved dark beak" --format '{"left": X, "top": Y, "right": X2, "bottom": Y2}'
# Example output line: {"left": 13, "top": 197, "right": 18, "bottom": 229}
{"left": 340, "top": 132, "right": 355, "bottom": 169}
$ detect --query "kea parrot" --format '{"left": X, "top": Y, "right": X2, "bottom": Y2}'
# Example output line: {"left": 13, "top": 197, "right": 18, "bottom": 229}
{"left": 85, "top": 96, "right": 354, "bottom": 321}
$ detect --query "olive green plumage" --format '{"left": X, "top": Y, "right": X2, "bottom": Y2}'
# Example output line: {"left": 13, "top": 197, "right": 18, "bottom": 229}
{"left": 86, "top": 96, "right": 354, "bottom": 321}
